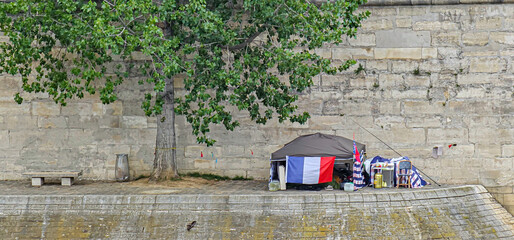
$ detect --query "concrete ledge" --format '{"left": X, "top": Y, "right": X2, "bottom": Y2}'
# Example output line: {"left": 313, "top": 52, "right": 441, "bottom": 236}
{"left": 0, "top": 185, "right": 512, "bottom": 239}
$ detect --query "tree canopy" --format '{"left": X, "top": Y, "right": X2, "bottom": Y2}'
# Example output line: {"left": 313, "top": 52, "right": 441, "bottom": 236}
{"left": 0, "top": 0, "right": 369, "bottom": 146}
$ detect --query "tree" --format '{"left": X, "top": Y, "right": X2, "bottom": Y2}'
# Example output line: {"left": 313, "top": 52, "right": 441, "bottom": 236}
{"left": 0, "top": 0, "right": 369, "bottom": 180}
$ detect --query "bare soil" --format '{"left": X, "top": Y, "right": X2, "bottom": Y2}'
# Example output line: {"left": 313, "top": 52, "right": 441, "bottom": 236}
{"left": 127, "top": 177, "right": 222, "bottom": 189}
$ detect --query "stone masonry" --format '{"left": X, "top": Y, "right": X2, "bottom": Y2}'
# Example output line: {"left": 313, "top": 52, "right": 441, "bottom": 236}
{"left": 0, "top": 185, "right": 512, "bottom": 239}
{"left": 0, "top": 1, "right": 512, "bottom": 211}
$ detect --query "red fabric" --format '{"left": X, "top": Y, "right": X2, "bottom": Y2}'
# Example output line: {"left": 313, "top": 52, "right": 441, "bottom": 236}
{"left": 354, "top": 147, "right": 361, "bottom": 163}
{"left": 318, "top": 156, "right": 336, "bottom": 183}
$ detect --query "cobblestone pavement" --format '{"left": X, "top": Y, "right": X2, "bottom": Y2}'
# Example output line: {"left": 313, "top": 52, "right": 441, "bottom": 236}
{"left": 0, "top": 179, "right": 440, "bottom": 195}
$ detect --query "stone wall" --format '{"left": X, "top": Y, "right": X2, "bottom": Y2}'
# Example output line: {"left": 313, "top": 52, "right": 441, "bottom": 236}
{"left": 488, "top": 186, "right": 514, "bottom": 215}
{"left": 0, "top": 185, "right": 512, "bottom": 239}
{"left": 176, "top": 2, "right": 513, "bottom": 186}
{"left": 0, "top": 2, "right": 512, "bottom": 208}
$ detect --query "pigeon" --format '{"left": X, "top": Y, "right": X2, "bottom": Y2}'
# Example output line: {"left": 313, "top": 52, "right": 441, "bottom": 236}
{"left": 187, "top": 221, "right": 196, "bottom": 231}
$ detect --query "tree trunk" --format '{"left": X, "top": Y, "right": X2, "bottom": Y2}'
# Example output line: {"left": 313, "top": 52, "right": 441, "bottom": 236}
{"left": 150, "top": 77, "right": 179, "bottom": 181}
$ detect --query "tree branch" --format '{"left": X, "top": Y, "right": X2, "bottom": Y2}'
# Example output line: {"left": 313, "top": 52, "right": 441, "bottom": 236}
{"left": 220, "top": 31, "right": 261, "bottom": 51}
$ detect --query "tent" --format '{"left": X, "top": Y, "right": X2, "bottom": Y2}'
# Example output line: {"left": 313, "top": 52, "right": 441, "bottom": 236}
{"left": 270, "top": 132, "right": 365, "bottom": 161}
{"left": 269, "top": 132, "right": 366, "bottom": 183}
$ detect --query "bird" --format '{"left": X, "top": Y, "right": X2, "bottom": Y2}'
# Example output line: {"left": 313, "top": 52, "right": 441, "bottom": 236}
{"left": 187, "top": 221, "right": 196, "bottom": 231}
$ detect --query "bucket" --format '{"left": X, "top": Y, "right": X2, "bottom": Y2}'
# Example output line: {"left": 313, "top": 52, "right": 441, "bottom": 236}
{"left": 268, "top": 180, "right": 280, "bottom": 191}
{"left": 343, "top": 182, "right": 354, "bottom": 192}
{"left": 115, "top": 154, "right": 130, "bottom": 182}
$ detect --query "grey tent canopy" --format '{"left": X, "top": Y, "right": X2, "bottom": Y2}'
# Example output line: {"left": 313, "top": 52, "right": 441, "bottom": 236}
{"left": 270, "top": 132, "right": 366, "bottom": 161}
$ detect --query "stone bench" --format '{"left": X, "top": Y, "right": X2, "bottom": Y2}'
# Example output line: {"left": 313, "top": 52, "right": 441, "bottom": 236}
{"left": 23, "top": 171, "right": 82, "bottom": 187}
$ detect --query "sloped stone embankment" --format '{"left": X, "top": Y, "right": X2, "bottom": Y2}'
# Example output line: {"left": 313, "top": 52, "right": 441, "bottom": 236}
{"left": 0, "top": 185, "right": 512, "bottom": 239}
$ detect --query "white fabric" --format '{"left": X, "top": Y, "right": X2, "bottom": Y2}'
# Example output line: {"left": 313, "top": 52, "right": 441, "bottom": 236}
{"left": 302, "top": 157, "right": 320, "bottom": 184}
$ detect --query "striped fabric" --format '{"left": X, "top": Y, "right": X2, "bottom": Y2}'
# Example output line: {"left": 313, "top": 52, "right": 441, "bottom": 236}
{"left": 410, "top": 166, "right": 426, "bottom": 188}
{"left": 353, "top": 155, "right": 365, "bottom": 190}
{"left": 392, "top": 157, "right": 428, "bottom": 188}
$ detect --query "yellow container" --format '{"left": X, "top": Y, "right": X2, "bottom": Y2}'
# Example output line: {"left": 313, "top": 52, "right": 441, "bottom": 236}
{"left": 374, "top": 173, "right": 383, "bottom": 189}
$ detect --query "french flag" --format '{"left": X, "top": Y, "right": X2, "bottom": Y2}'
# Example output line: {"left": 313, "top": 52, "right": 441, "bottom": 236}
{"left": 286, "top": 156, "right": 335, "bottom": 184}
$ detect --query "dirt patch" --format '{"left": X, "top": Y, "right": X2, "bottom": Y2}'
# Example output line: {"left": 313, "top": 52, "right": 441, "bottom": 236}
{"left": 127, "top": 177, "right": 223, "bottom": 189}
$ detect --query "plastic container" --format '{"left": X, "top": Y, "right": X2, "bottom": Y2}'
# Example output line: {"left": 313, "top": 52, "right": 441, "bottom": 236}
{"left": 343, "top": 182, "right": 354, "bottom": 192}
{"left": 374, "top": 173, "right": 383, "bottom": 189}
{"left": 268, "top": 180, "right": 280, "bottom": 191}
{"left": 115, "top": 154, "right": 130, "bottom": 182}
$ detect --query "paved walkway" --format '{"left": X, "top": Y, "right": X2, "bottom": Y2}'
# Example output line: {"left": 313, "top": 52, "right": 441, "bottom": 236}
{"left": 0, "top": 179, "right": 440, "bottom": 195}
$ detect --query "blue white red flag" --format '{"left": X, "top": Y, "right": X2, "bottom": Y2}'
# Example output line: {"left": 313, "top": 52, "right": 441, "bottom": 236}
{"left": 286, "top": 156, "right": 335, "bottom": 184}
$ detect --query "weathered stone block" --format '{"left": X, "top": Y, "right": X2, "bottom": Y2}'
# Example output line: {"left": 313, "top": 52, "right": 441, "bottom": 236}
{"left": 481, "top": 158, "right": 513, "bottom": 170}
{"left": 184, "top": 146, "right": 222, "bottom": 158}
{"left": 216, "top": 158, "right": 249, "bottom": 170}
{"left": 61, "top": 103, "right": 92, "bottom": 116}
{"left": 32, "top": 102, "right": 60, "bottom": 116}
{"left": 309, "top": 116, "right": 344, "bottom": 130}
{"left": 361, "top": 19, "right": 394, "bottom": 31}
{"left": 403, "top": 101, "right": 445, "bottom": 115}
{"left": 173, "top": 76, "right": 185, "bottom": 89}
{"left": 406, "top": 116, "right": 442, "bottom": 128}
{"left": 375, "top": 48, "right": 422, "bottom": 60}
{"left": 469, "top": 128, "right": 513, "bottom": 144}
{"left": 437, "top": 47, "right": 460, "bottom": 59}
{"left": 455, "top": 88, "right": 486, "bottom": 99}
{"left": 103, "top": 101, "right": 123, "bottom": 116}
{"left": 378, "top": 73, "right": 403, "bottom": 88}
{"left": 67, "top": 129, "right": 95, "bottom": 146}
{"left": 395, "top": 18, "right": 412, "bottom": 28}
{"left": 462, "top": 32, "right": 489, "bottom": 46}
{"left": 447, "top": 101, "right": 501, "bottom": 115}
{"left": 388, "top": 89, "right": 428, "bottom": 99}
{"left": 365, "top": 60, "right": 388, "bottom": 71}
{"left": 432, "top": 32, "right": 461, "bottom": 46}
{"left": 9, "top": 130, "right": 44, "bottom": 149}
{"left": 399, "top": 7, "right": 427, "bottom": 16}
{"left": 374, "top": 115, "right": 404, "bottom": 128}
{"left": 379, "top": 101, "right": 402, "bottom": 115}
{"left": 0, "top": 130, "right": 8, "bottom": 149}
{"left": 391, "top": 61, "right": 419, "bottom": 73}
{"left": 121, "top": 116, "right": 148, "bottom": 129}
{"left": 427, "top": 128, "right": 468, "bottom": 144}
{"left": 368, "top": 7, "right": 397, "bottom": 16}
{"left": 404, "top": 75, "right": 431, "bottom": 87}
{"left": 457, "top": 74, "right": 499, "bottom": 85}
{"left": 348, "top": 34, "right": 375, "bottom": 47}
{"left": 463, "top": 116, "right": 502, "bottom": 128}
{"left": 332, "top": 48, "right": 374, "bottom": 60}
{"left": 313, "top": 48, "right": 332, "bottom": 59}
{"left": 421, "top": 48, "right": 438, "bottom": 59}
{"left": 98, "top": 116, "right": 120, "bottom": 129}
{"left": 469, "top": 58, "right": 506, "bottom": 73}
{"left": 376, "top": 30, "right": 430, "bottom": 48}
{"left": 323, "top": 100, "right": 374, "bottom": 115}
{"left": 321, "top": 75, "right": 346, "bottom": 87}
{"left": 38, "top": 129, "right": 70, "bottom": 148}
{"left": 0, "top": 102, "right": 30, "bottom": 115}
{"left": 475, "top": 144, "right": 502, "bottom": 158}
{"left": 502, "top": 145, "right": 514, "bottom": 157}
{"left": 67, "top": 115, "right": 99, "bottom": 129}
{"left": 461, "top": 50, "right": 498, "bottom": 57}
{"left": 38, "top": 116, "right": 67, "bottom": 129}
{"left": 413, "top": 21, "right": 458, "bottom": 31}
{"left": 490, "top": 32, "right": 514, "bottom": 45}
{"left": 475, "top": 17, "right": 503, "bottom": 30}
{"left": 1, "top": 116, "right": 38, "bottom": 130}
{"left": 504, "top": 194, "right": 514, "bottom": 206}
